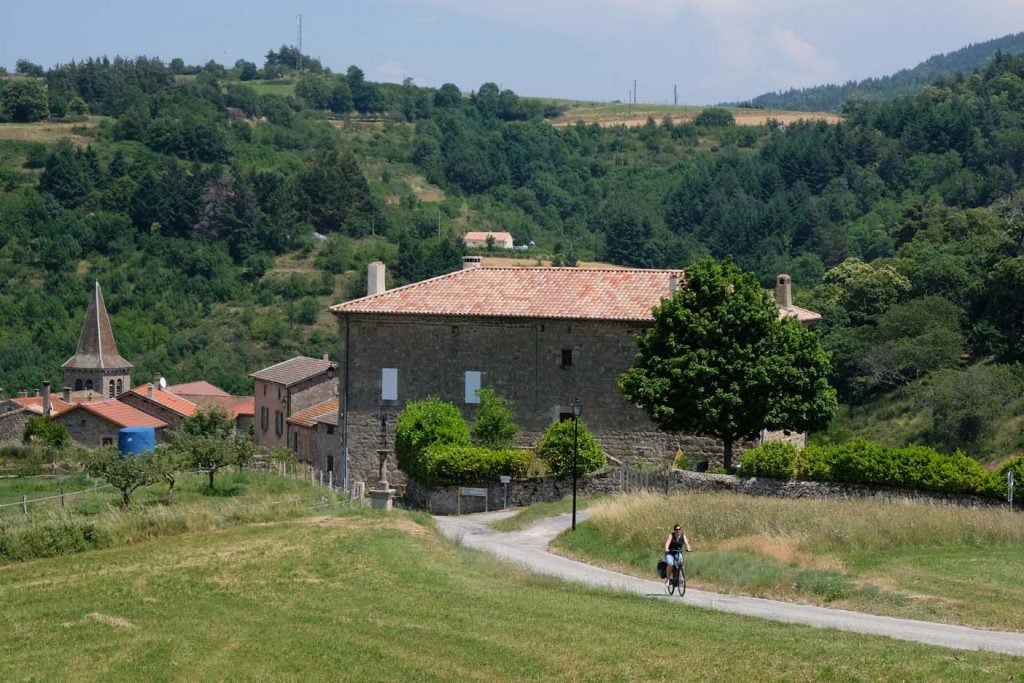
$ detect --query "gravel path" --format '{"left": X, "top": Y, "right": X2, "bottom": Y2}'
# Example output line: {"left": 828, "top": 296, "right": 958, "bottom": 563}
{"left": 434, "top": 510, "right": 1024, "bottom": 657}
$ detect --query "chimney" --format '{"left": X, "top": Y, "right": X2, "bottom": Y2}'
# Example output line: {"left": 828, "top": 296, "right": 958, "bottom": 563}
{"left": 147, "top": 384, "right": 154, "bottom": 399}
{"left": 462, "top": 255, "right": 482, "bottom": 270}
{"left": 775, "top": 274, "right": 793, "bottom": 310}
{"left": 668, "top": 274, "right": 679, "bottom": 297}
{"left": 34, "top": 389, "right": 40, "bottom": 397}
{"left": 153, "top": 373, "right": 162, "bottom": 391}
{"left": 63, "top": 387, "right": 71, "bottom": 404}
{"left": 42, "top": 381, "right": 51, "bottom": 417}
{"left": 17, "top": 390, "right": 27, "bottom": 398}
{"left": 367, "top": 261, "right": 386, "bottom": 296}
{"left": 323, "top": 352, "right": 329, "bottom": 361}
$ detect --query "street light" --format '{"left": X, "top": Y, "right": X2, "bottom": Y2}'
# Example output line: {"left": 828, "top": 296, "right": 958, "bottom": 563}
{"left": 571, "top": 397, "right": 583, "bottom": 531}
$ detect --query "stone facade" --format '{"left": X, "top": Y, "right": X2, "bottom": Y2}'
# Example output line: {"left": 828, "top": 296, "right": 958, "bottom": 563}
{"left": 290, "top": 421, "right": 340, "bottom": 474}
{"left": 54, "top": 409, "right": 165, "bottom": 448}
{"left": 253, "top": 374, "right": 337, "bottom": 450}
{"left": 0, "top": 409, "right": 29, "bottom": 447}
{"left": 336, "top": 313, "right": 733, "bottom": 487}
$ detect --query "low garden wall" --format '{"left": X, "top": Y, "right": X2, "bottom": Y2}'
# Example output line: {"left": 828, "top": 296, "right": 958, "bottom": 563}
{"left": 405, "top": 467, "right": 1011, "bottom": 515}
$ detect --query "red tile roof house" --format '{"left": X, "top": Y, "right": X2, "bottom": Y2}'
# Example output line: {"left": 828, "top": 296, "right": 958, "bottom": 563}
{"left": 250, "top": 356, "right": 338, "bottom": 450}
{"left": 286, "top": 398, "right": 339, "bottom": 474}
{"left": 118, "top": 380, "right": 200, "bottom": 431}
{"left": 54, "top": 399, "right": 168, "bottom": 448}
{"left": 165, "top": 381, "right": 255, "bottom": 433}
{"left": 329, "top": 261, "right": 819, "bottom": 489}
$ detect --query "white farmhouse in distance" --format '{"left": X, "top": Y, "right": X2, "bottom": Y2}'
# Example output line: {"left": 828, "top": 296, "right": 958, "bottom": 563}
{"left": 463, "top": 231, "right": 514, "bottom": 250}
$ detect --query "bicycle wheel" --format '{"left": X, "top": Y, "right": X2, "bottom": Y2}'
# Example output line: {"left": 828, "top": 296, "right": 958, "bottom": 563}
{"left": 666, "top": 567, "right": 677, "bottom": 595}
{"left": 677, "top": 566, "right": 686, "bottom": 597}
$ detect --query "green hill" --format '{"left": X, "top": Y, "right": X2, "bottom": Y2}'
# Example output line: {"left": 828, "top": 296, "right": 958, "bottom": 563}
{"left": 738, "top": 32, "right": 1024, "bottom": 112}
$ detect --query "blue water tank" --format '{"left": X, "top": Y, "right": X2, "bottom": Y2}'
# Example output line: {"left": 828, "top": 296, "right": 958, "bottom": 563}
{"left": 118, "top": 427, "right": 156, "bottom": 455}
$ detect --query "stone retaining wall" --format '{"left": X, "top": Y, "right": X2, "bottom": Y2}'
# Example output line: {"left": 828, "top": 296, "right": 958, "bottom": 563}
{"left": 406, "top": 467, "right": 1009, "bottom": 515}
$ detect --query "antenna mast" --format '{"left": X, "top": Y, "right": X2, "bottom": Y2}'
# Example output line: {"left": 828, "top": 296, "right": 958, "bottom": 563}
{"left": 296, "top": 14, "right": 303, "bottom": 72}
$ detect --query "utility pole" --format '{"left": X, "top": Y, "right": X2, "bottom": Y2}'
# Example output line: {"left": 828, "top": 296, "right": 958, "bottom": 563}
{"left": 633, "top": 79, "right": 637, "bottom": 104}
{"left": 437, "top": 208, "right": 441, "bottom": 237}
{"left": 674, "top": 84, "right": 677, "bottom": 106}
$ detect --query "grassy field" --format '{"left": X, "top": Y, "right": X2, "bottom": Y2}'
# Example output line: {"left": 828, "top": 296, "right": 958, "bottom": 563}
{"left": 554, "top": 492, "right": 1024, "bottom": 631}
{"left": 543, "top": 100, "right": 842, "bottom": 128}
{"left": 0, "top": 117, "right": 103, "bottom": 144}
{"left": 2, "top": 511, "right": 1022, "bottom": 680}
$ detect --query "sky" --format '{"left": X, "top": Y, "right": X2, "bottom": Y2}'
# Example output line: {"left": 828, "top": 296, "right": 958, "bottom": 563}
{"left": 3, "top": 1, "right": 1024, "bottom": 104}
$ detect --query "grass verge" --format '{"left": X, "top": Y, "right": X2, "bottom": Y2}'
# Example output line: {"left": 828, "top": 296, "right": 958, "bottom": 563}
{"left": 1, "top": 514, "right": 1021, "bottom": 680}
{"left": 488, "top": 495, "right": 602, "bottom": 532}
{"left": 552, "top": 492, "right": 1024, "bottom": 630}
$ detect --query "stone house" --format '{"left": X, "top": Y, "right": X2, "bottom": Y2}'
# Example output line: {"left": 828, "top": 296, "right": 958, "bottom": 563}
{"left": 0, "top": 408, "right": 29, "bottom": 447}
{"left": 250, "top": 356, "right": 338, "bottom": 450}
{"left": 330, "top": 262, "right": 819, "bottom": 488}
{"left": 286, "top": 398, "right": 339, "bottom": 473}
{"left": 119, "top": 380, "right": 199, "bottom": 431}
{"left": 463, "top": 231, "right": 514, "bottom": 250}
{"left": 165, "top": 381, "right": 255, "bottom": 433}
{"left": 55, "top": 399, "right": 168, "bottom": 448}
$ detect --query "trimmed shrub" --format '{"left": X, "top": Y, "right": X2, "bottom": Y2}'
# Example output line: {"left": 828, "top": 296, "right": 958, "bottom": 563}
{"left": 471, "top": 388, "right": 518, "bottom": 449}
{"left": 740, "top": 442, "right": 797, "bottom": 479}
{"left": 996, "top": 454, "right": 1024, "bottom": 499}
{"left": 535, "top": 419, "right": 606, "bottom": 478}
{"left": 395, "top": 397, "right": 470, "bottom": 482}
{"left": 421, "top": 444, "right": 531, "bottom": 487}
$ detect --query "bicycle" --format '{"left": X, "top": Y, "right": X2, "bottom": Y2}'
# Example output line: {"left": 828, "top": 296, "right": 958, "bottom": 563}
{"left": 665, "top": 550, "right": 686, "bottom": 596}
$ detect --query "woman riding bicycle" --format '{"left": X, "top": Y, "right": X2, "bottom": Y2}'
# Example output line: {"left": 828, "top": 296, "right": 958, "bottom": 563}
{"left": 664, "top": 523, "right": 692, "bottom": 577}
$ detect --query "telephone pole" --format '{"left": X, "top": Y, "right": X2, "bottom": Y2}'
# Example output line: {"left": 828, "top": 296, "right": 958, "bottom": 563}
{"left": 296, "top": 14, "right": 303, "bottom": 72}
{"left": 674, "top": 84, "right": 677, "bottom": 106}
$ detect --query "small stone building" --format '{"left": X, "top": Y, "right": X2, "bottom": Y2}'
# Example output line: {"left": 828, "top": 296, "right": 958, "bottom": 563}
{"left": 62, "top": 282, "right": 133, "bottom": 400}
{"left": 166, "top": 381, "right": 255, "bottom": 433}
{"left": 330, "top": 263, "right": 819, "bottom": 488}
{"left": 55, "top": 399, "right": 168, "bottom": 448}
{"left": 250, "top": 356, "right": 338, "bottom": 450}
{"left": 119, "top": 381, "right": 199, "bottom": 431}
{"left": 286, "top": 398, "right": 339, "bottom": 473}
{"left": 463, "top": 231, "right": 514, "bottom": 250}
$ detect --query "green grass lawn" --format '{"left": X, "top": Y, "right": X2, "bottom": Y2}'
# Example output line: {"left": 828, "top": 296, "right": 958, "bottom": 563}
{"left": 552, "top": 492, "right": 1024, "bottom": 630}
{"left": 489, "top": 495, "right": 602, "bottom": 532}
{"left": 1, "top": 512, "right": 1021, "bottom": 681}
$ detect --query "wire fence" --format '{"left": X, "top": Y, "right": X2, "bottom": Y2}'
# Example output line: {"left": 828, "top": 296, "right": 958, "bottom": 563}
{"left": 0, "top": 481, "right": 114, "bottom": 515}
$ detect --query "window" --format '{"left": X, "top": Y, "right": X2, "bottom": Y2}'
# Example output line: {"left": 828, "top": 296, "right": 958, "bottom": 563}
{"left": 292, "top": 431, "right": 298, "bottom": 450}
{"left": 263, "top": 384, "right": 266, "bottom": 396}
{"left": 85, "top": 379, "right": 93, "bottom": 390}
{"left": 326, "top": 424, "right": 335, "bottom": 435}
{"left": 108, "top": 380, "right": 115, "bottom": 398}
{"left": 260, "top": 407, "right": 269, "bottom": 432}
{"left": 116, "top": 379, "right": 123, "bottom": 395}
{"left": 75, "top": 379, "right": 83, "bottom": 391}
{"left": 275, "top": 410, "right": 284, "bottom": 436}
{"left": 102, "top": 437, "right": 113, "bottom": 446}
{"left": 561, "top": 349, "right": 573, "bottom": 367}
{"left": 381, "top": 368, "right": 398, "bottom": 401}
{"left": 327, "top": 455, "right": 334, "bottom": 472}
{"left": 464, "top": 371, "right": 482, "bottom": 404}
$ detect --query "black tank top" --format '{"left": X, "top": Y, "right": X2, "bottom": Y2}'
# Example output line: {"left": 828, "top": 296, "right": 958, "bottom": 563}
{"left": 668, "top": 532, "right": 684, "bottom": 551}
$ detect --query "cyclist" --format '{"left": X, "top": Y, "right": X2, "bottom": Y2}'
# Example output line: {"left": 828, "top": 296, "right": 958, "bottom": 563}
{"left": 664, "top": 523, "right": 692, "bottom": 583}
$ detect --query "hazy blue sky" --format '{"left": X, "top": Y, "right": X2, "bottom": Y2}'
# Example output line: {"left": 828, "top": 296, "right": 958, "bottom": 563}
{"left": 3, "top": 1, "right": 1024, "bottom": 104}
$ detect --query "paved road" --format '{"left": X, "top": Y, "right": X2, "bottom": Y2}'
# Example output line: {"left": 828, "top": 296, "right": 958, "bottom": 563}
{"left": 435, "top": 510, "right": 1024, "bottom": 657}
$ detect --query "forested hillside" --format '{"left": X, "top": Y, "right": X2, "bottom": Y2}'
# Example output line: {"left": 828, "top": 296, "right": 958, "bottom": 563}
{"left": 741, "top": 32, "right": 1024, "bottom": 112}
{"left": 1, "top": 47, "right": 1022, "bottom": 460}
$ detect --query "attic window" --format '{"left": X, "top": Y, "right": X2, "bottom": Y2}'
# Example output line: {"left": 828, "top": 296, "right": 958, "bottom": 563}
{"left": 561, "top": 349, "right": 573, "bottom": 368}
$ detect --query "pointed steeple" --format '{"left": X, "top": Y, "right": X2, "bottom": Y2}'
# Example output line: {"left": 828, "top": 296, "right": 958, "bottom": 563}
{"left": 62, "top": 282, "right": 133, "bottom": 371}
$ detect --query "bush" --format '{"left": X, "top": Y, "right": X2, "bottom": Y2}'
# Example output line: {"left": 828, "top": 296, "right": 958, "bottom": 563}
{"left": 740, "top": 442, "right": 797, "bottom": 479}
{"left": 471, "top": 388, "right": 518, "bottom": 449}
{"left": 790, "top": 439, "right": 997, "bottom": 497}
{"left": 535, "top": 419, "right": 606, "bottom": 478}
{"left": 420, "top": 444, "right": 531, "bottom": 487}
{"left": 996, "top": 454, "right": 1024, "bottom": 499}
{"left": 395, "top": 397, "right": 470, "bottom": 482}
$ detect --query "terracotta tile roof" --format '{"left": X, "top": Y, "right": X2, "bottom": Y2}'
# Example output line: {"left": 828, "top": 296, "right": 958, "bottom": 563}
{"left": 250, "top": 356, "right": 337, "bottom": 387}
{"left": 63, "top": 400, "right": 167, "bottom": 429}
{"left": 166, "top": 381, "right": 231, "bottom": 397}
{"left": 126, "top": 385, "right": 199, "bottom": 417}
{"left": 9, "top": 396, "right": 73, "bottom": 416}
{"left": 188, "top": 395, "right": 255, "bottom": 418}
{"left": 287, "top": 399, "right": 339, "bottom": 428}
{"left": 331, "top": 267, "right": 685, "bottom": 321}
{"left": 62, "top": 282, "right": 133, "bottom": 371}
{"left": 331, "top": 267, "right": 821, "bottom": 323}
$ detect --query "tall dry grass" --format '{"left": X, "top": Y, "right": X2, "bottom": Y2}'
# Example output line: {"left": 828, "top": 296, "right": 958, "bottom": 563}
{"left": 585, "top": 492, "right": 1024, "bottom": 554}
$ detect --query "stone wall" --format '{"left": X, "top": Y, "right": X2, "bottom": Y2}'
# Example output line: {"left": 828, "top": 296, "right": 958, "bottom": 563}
{"left": 0, "top": 409, "right": 29, "bottom": 446}
{"left": 406, "top": 467, "right": 1010, "bottom": 515}
{"left": 119, "top": 394, "right": 187, "bottom": 430}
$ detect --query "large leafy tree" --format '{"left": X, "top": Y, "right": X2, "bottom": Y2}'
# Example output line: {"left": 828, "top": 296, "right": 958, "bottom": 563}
{"left": 619, "top": 258, "right": 837, "bottom": 470}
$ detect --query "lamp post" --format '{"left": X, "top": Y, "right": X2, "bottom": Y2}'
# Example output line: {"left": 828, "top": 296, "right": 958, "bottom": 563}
{"left": 571, "top": 397, "right": 583, "bottom": 531}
